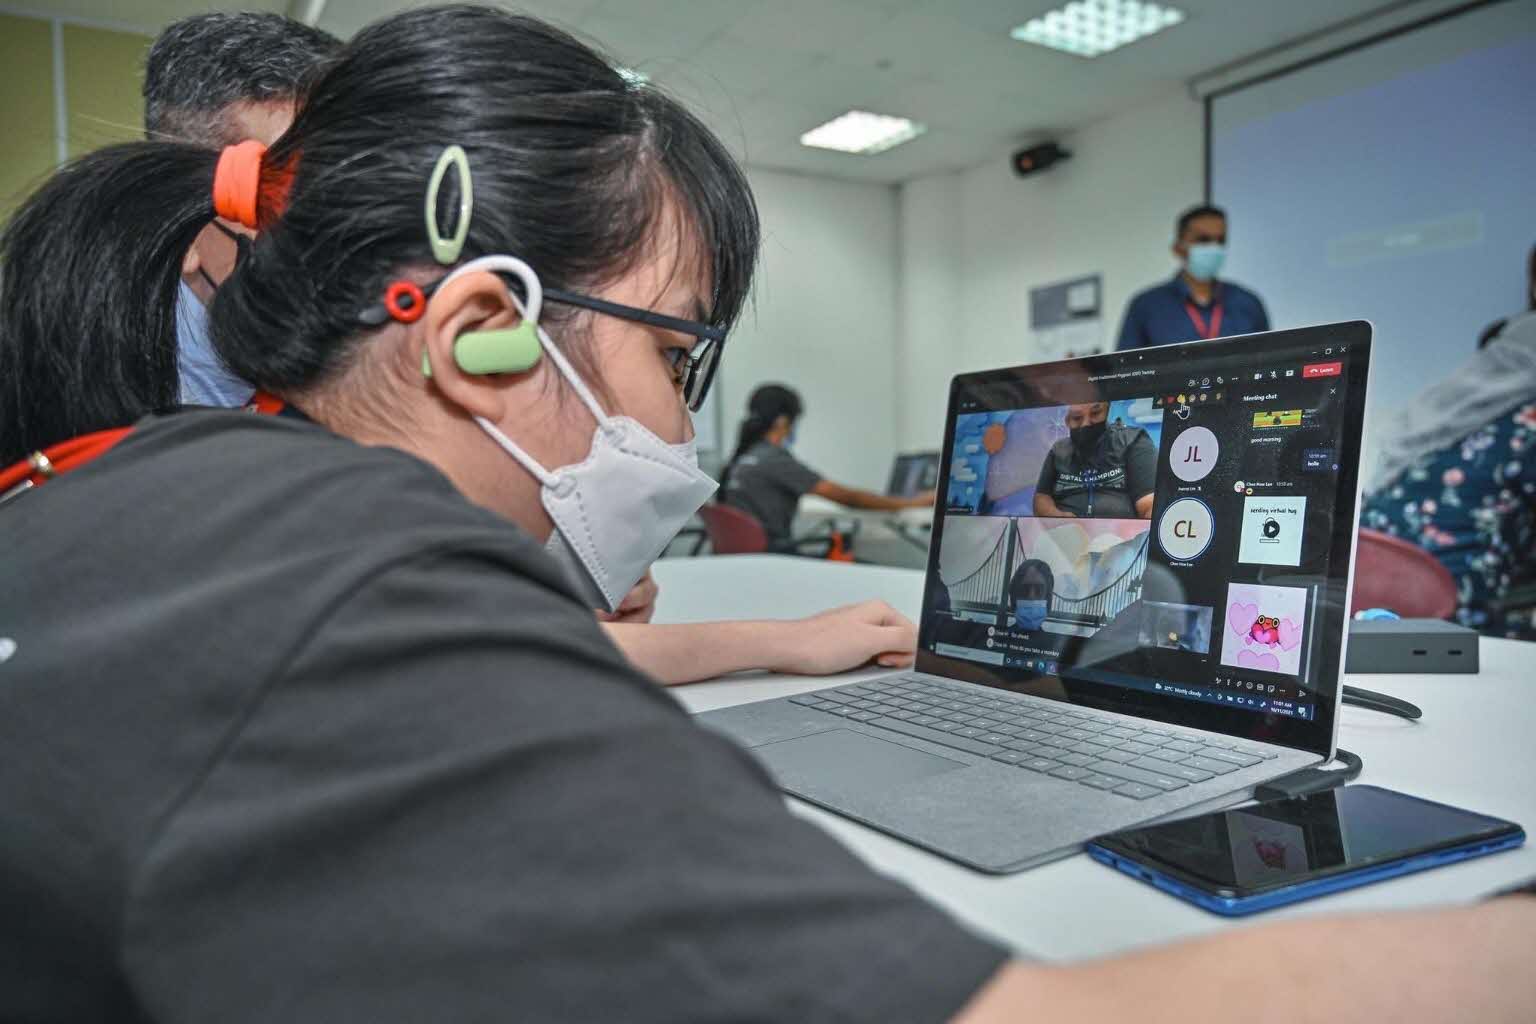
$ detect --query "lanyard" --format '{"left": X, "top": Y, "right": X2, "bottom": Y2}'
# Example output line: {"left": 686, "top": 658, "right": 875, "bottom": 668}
{"left": 0, "top": 428, "right": 133, "bottom": 507}
{"left": 0, "top": 392, "right": 288, "bottom": 508}
{"left": 1184, "top": 301, "right": 1223, "bottom": 340}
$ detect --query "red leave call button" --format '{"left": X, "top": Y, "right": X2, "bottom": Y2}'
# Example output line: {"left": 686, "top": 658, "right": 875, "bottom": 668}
{"left": 1303, "top": 361, "right": 1342, "bottom": 378}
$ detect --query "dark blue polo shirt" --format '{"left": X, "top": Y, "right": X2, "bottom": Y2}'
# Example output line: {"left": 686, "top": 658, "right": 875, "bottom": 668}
{"left": 1116, "top": 273, "right": 1270, "bottom": 350}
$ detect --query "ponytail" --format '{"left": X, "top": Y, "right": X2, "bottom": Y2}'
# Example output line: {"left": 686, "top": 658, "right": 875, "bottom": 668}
{"left": 0, "top": 143, "right": 218, "bottom": 465}
{"left": 719, "top": 383, "right": 802, "bottom": 494}
{"left": 3, "top": 5, "right": 762, "bottom": 467}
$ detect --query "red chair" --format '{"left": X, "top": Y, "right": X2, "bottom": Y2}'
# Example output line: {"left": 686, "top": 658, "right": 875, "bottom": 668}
{"left": 1350, "top": 527, "right": 1458, "bottom": 620}
{"left": 697, "top": 502, "right": 768, "bottom": 555}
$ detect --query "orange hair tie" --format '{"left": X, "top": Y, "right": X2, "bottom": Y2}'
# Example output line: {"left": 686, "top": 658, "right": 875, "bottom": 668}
{"left": 212, "top": 140, "right": 267, "bottom": 229}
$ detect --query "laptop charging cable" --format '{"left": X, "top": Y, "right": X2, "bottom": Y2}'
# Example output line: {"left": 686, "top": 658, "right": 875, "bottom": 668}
{"left": 1253, "top": 683, "right": 1420, "bottom": 800}
{"left": 1342, "top": 684, "right": 1423, "bottom": 720}
{"left": 1340, "top": 611, "right": 1427, "bottom": 722}
{"left": 1255, "top": 748, "right": 1365, "bottom": 801}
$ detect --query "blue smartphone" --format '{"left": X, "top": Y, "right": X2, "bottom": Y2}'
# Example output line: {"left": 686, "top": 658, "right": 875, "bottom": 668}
{"left": 1087, "top": 785, "right": 1524, "bottom": 917}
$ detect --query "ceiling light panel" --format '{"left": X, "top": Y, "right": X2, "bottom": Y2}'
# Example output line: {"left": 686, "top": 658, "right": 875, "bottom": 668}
{"left": 799, "top": 110, "right": 927, "bottom": 155}
{"left": 1011, "top": 0, "right": 1186, "bottom": 58}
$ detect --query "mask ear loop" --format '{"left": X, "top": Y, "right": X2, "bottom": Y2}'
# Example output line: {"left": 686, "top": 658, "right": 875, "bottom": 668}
{"left": 439, "top": 254, "right": 614, "bottom": 435}
{"left": 420, "top": 148, "right": 615, "bottom": 482}
{"left": 420, "top": 146, "right": 605, "bottom": 428}
{"left": 437, "top": 254, "right": 606, "bottom": 494}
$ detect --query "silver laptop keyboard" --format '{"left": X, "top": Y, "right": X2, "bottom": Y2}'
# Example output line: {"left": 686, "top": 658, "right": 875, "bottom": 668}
{"left": 789, "top": 674, "right": 1278, "bottom": 800}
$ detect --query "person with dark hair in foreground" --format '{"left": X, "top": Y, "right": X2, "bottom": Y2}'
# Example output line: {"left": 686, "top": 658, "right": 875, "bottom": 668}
{"left": 722, "top": 382, "right": 933, "bottom": 551}
{"left": 0, "top": 8, "right": 1532, "bottom": 1021}
{"left": 1116, "top": 203, "right": 1270, "bottom": 350}
{"left": 12, "top": 13, "right": 911, "bottom": 686}
{"left": 144, "top": 11, "right": 341, "bottom": 407}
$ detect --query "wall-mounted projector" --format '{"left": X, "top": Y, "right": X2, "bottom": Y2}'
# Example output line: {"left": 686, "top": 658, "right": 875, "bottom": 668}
{"left": 1012, "top": 141, "right": 1071, "bottom": 177}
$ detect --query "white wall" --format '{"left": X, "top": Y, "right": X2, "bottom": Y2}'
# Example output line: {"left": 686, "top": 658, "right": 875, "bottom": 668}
{"left": 723, "top": 167, "right": 900, "bottom": 491}
{"left": 896, "top": 172, "right": 963, "bottom": 453}
{"left": 733, "top": 89, "right": 1204, "bottom": 478}
{"left": 895, "top": 88, "right": 1204, "bottom": 449}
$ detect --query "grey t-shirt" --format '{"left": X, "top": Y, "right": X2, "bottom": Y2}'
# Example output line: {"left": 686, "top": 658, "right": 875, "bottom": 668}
{"left": 1035, "top": 423, "right": 1157, "bottom": 518}
{"left": 723, "top": 441, "right": 822, "bottom": 547}
{"left": 0, "top": 412, "right": 1004, "bottom": 1023}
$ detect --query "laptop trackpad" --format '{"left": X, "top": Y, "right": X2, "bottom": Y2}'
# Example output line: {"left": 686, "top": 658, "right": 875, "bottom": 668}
{"left": 753, "top": 729, "right": 968, "bottom": 788}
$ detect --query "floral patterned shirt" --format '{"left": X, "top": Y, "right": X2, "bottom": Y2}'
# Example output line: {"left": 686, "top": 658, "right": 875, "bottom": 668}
{"left": 1362, "top": 402, "right": 1536, "bottom": 640}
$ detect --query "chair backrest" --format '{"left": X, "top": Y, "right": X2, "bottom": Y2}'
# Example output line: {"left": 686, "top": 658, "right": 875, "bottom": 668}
{"left": 697, "top": 502, "right": 769, "bottom": 555}
{"left": 1350, "top": 527, "right": 1459, "bottom": 620}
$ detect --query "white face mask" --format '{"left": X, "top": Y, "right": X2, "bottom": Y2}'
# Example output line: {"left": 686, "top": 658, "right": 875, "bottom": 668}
{"left": 435, "top": 255, "right": 718, "bottom": 611}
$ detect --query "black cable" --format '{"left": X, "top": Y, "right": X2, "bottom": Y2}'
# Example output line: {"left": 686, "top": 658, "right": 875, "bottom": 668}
{"left": 1254, "top": 748, "right": 1364, "bottom": 801}
{"left": 1342, "top": 684, "right": 1423, "bottom": 720}
{"left": 1250, "top": 683, "right": 1421, "bottom": 803}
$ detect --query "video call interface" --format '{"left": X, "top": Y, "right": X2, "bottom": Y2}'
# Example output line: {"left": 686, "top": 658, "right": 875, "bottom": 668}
{"left": 924, "top": 345, "right": 1359, "bottom": 722}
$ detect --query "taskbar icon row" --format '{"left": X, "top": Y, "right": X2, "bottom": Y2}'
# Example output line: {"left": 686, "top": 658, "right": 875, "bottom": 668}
{"left": 1153, "top": 679, "right": 1315, "bottom": 719}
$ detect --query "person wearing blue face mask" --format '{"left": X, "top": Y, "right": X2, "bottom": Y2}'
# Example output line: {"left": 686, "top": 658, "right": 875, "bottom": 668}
{"left": 1009, "top": 559, "right": 1054, "bottom": 631}
{"left": 1116, "top": 204, "right": 1270, "bottom": 350}
{"left": 144, "top": 12, "right": 340, "bottom": 407}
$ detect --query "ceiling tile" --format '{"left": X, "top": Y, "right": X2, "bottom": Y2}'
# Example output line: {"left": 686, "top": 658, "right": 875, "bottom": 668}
{"left": 932, "top": 0, "right": 1059, "bottom": 37}
{"left": 657, "top": 32, "right": 823, "bottom": 109}
{"left": 580, "top": 8, "right": 738, "bottom": 64}
{"left": 725, "top": 0, "right": 892, "bottom": 56}
{"left": 763, "top": 57, "right": 935, "bottom": 114}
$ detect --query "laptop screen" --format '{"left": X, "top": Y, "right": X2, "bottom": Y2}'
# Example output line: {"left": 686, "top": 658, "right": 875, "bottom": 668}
{"left": 888, "top": 452, "right": 940, "bottom": 497}
{"left": 916, "top": 323, "right": 1372, "bottom": 756}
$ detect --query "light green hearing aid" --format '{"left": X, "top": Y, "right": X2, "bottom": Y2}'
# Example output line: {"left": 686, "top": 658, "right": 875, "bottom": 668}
{"left": 421, "top": 320, "right": 543, "bottom": 378}
{"left": 420, "top": 145, "right": 544, "bottom": 379}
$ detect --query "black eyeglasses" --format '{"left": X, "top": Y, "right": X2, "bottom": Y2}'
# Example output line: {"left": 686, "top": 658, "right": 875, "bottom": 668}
{"left": 542, "top": 285, "right": 726, "bottom": 413}
{"left": 358, "top": 272, "right": 727, "bottom": 412}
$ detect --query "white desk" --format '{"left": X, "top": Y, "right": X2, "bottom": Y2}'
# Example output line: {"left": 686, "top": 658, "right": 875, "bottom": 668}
{"left": 651, "top": 555, "right": 1536, "bottom": 963}
{"left": 794, "top": 495, "right": 932, "bottom": 569}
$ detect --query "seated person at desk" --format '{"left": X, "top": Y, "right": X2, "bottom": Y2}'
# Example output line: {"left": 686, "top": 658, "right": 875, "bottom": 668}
{"left": 1032, "top": 402, "right": 1156, "bottom": 519}
{"left": 1362, "top": 245, "right": 1536, "bottom": 640}
{"left": 1, "top": 14, "right": 1532, "bottom": 1017}
{"left": 721, "top": 383, "right": 931, "bottom": 551}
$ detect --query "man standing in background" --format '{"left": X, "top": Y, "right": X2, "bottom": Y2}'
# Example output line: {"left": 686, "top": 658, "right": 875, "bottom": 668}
{"left": 1117, "top": 203, "right": 1270, "bottom": 350}
{"left": 143, "top": 12, "right": 339, "bottom": 406}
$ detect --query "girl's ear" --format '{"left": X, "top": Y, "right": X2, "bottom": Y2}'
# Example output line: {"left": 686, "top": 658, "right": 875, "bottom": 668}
{"left": 419, "top": 269, "right": 528, "bottom": 421}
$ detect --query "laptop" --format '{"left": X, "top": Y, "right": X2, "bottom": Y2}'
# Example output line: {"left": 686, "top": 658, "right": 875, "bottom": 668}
{"left": 887, "top": 451, "right": 940, "bottom": 497}
{"left": 698, "top": 323, "right": 1373, "bottom": 873}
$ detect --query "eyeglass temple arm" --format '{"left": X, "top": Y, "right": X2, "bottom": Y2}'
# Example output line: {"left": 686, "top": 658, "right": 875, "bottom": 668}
{"left": 543, "top": 286, "right": 727, "bottom": 341}
{"left": 359, "top": 274, "right": 726, "bottom": 342}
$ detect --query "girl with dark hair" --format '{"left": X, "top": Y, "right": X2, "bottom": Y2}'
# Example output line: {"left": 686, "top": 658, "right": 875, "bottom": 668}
{"left": 721, "top": 382, "right": 933, "bottom": 551}
{"left": 0, "top": 8, "right": 992, "bottom": 1016}
{"left": 0, "top": 13, "right": 915, "bottom": 689}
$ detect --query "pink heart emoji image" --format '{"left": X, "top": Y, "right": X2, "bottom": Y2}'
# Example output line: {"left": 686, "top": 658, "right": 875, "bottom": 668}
{"left": 1277, "top": 617, "right": 1302, "bottom": 651}
{"left": 1236, "top": 649, "right": 1281, "bottom": 671}
{"left": 1228, "top": 601, "right": 1258, "bottom": 638}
